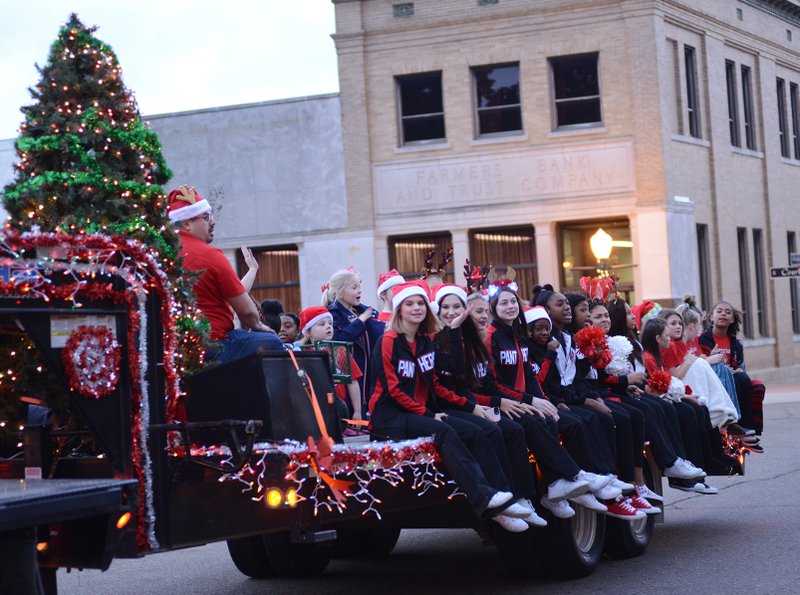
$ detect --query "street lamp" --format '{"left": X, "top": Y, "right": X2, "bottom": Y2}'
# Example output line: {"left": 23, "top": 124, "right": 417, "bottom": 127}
{"left": 590, "top": 228, "right": 613, "bottom": 276}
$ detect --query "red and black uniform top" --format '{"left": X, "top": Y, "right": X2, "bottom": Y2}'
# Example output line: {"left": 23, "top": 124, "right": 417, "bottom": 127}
{"left": 368, "top": 330, "right": 472, "bottom": 424}
{"left": 485, "top": 319, "right": 547, "bottom": 404}
{"left": 434, "top": 327, "right": 505, "bottom": 408}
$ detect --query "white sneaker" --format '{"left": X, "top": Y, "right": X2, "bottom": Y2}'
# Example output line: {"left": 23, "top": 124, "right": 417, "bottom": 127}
{"left": 547, "top": 477, "right": 589, "bottom": 501}
{"left": 665, "top": 459, "right": 706, "bottom": 480}
{"left": 636, "top": 483, "right": 664, "bottom": 503}
{"left": 595, "top": 484, "right": 623, "bottom": 501}
{"left": 607, "top": 475, "right": 635, "bottom": 492}
{"left": 517, "top": 499, "right": 548, "bottom": 527}
{"left": 540, "top": 495, "right": 576, "bottom": 519}
{"left": 568, "top": 492, "right": 608, "bottom": 512}
{"left": 487, "top": 491, "right": 514, "bottom": 510}
{"left": 692, "top": 482, "right": 719, "bottom": 495}
{"left": 491, "top": 514, "right": 530, "bottom": 533}
{"left": 577, "top": 470, "right": 612, "bottom": 493}
{"left": 502, "top": 501, "right": 532, "bottom": 519}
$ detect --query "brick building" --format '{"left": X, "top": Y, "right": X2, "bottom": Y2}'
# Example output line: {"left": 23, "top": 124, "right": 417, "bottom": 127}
{"left": 1, "top": 0, "right": 798, "bottom": 380}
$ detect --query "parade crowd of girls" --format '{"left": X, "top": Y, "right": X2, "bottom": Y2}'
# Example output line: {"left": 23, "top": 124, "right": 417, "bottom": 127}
{"left": 260, "top": 252, "right": 765, "bottom": 533}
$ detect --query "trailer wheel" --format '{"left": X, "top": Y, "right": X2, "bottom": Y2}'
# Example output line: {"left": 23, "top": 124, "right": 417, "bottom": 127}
{"left": 493, "top": 526, "right": 544, "bottom": 578}
{"left": 226, "top": 536, "right": 277, "bottom": 578}
{"left": 538, "top": 505, "right": 605, "bottom": 578}
{"left": 337, "top": 527, "right": 402, "bottom": 558}
{"left": 262, "top": 531, "right": 331, "bottom": 577}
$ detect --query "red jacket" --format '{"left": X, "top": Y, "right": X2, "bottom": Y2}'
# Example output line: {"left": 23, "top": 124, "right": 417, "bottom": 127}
{"left": 368, "top": 331, "right": 469, "bottom": 423}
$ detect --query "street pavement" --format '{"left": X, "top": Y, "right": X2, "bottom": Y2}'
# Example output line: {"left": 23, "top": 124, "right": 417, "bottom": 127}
{"left": 59, "top": 384, "right": 800, "bottom": 594}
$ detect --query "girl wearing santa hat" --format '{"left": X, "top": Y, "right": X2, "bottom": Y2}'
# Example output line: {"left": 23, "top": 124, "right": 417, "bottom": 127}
{"left": 298, "top": 306, "right": 363, "bottom": 422}
{"left": 368, "top": 281, "right": 532, "bottom": 533}
{"left": 376, "top": 269, "right": 405, "bottom": 323}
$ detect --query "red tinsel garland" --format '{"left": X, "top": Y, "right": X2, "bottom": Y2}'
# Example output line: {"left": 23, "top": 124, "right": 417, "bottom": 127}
{"left": 61, "top": 325, "right": 121, "bottom": 399}
{"left": 647, "top": 369, "right": 672, "bottom": 394}
{"left": 573, "top": 326, "right": 612, "bottom": 369}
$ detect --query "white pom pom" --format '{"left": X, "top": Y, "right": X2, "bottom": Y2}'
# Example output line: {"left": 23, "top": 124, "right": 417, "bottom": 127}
{"left": 605, "top": 335, "right": 634, "bottom": 376}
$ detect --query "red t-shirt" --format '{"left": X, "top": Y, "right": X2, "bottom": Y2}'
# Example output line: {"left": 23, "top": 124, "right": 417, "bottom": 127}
{"left": 178, "top": 230, "right": 245, "bottom": 341}
{"left": 335, "top": 356, "right": 363, "bottom": 402}
{"left": 710, "top": 334, "right": 733, "bottom": 366}
{"left": 643, "top": 352, "right": 664, "bottom": 376}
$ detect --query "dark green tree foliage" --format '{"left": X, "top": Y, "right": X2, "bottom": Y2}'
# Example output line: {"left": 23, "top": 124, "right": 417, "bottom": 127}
{"left": 3, "top": 13, "right": 176, "bottom": 255}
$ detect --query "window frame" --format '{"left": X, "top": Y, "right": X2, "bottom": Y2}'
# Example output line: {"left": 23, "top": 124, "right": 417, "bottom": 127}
{"left": 471, "top": 62, "right": 523, "bottom": 138}
{"left": 395, "top": 71, "right": 446, "bottom": 146}
{"left": 777, "top": 78, "right": 790, "bottom": 158}
{"left": 684, "top": 45, "right": 701, "bottom": 138}
{"left": 696, "top": 224, "right": 712, "bottom": 311}
{"left": 741, "top": 65, "right": 757, "bottom": 150}
{"left": 789, "top": 231, "right": 800, "bottom": 334}
{"left": 790, "top": 82, "right": 800, "bottom": 160}
{"left": 469, "top": 226, "right": 537, "bottom": 299}
{"left": 737, "top": 227, "right": 754, "bottom": 338}
{"left": 236, "top": 244, "right": 302, "bottom": 314}
{"left": 388, "top": 232, "right": 454, "bottom": 282}
{"left": 726, "top": 60, "right": 741, "bottom": 147}
{"left": 549, "top": 52, "right": 603, "bottom": 131}
{"left": 752, "top": 228, "right": 768, "bottom": 336}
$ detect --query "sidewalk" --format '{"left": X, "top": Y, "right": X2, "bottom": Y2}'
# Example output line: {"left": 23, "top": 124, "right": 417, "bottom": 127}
{"left": 764, "top": 382, "right": 800, "bottom": 405}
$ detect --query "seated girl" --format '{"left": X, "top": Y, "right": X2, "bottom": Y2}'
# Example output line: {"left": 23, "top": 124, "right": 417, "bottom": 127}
{"left": 698, "top": 301, "right": 765, "bottom": 440}
{"left": 297, "top": 306, "right": 363, "bottom": 422}
{"left": 488, "top": 283, "right": 642, "bottom": 520}
{"left": 658, "top": 309, "right": 742, "bottom": 434}
{"left": 368, "top": 280, "right": 534, "bottom": 533}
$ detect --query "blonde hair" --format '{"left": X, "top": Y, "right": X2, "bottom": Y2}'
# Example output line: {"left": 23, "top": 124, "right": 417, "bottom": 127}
{"left": 389, "top": 300, "right": 442, "bottom": 336}
{"left": 674, "top": 294, "right": 704, "bottom": 327}
{"left": 321, "top": 269, "right": 359, "bottom": 307}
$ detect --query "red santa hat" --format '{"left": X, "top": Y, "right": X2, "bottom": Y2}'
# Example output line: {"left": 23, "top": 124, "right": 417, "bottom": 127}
{"left": 432, "top": 283, "right": 468, "bottom": 307}
{"left": 391, "top": 280, "right": 434, "bottom": 312}
{"left": 524, "top": 305, "right": 551, "bottom": 328}
{"left": 377, "top": 269, "right": 405, "bottom": 300}
{"left": 631, "top": 300, "right": 662, "bottom": 330}
{"left": 167, "top": 186, "right": 212, "bottom": 223}
{"left": 299, "top": 306, "right": 333, "bottom": 335}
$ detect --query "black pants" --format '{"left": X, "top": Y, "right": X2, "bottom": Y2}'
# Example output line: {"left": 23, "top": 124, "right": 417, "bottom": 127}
{"left": 511, "top": 413, "right": 581, "bottom": 485}
{"left": 556, "top": 409, "right": 616, "bottom": 474}
{"left": 447, "top": 410, "right": 537, "bottom": 499}
{"left": 572, "top": 401, "right": 640, "bottom": 483}
{"left": 641, "top": 394, "right": 687, "bottom": 461}
{"left": 372, "top": 410, "right": 507, "bottom": 515}
{"left": 672, "top": 400, "right": 730, "bottom": 471}
{"left": 620, "top": 395, "right": 680, "bottom": 470}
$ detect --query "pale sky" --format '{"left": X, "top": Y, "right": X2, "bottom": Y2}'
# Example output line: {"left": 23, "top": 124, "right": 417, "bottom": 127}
{"left": 0, "top": 1, "right": 340, "bottom": 139}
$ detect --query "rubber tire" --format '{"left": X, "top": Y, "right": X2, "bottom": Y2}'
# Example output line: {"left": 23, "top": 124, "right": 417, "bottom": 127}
{"left": 493, "top": 525, "right": 544, "bottom": 578}
{"left": 337, "top": 527, "right": 402, "bottom": 559}
{"left": 262, "top": 531, "right": 331, "bottom": 577}
{"left": 537, "top": 505, "right": 605, "bottom": 579}
{"left": 226, "top": 536, "right": 277, "bottom": 578}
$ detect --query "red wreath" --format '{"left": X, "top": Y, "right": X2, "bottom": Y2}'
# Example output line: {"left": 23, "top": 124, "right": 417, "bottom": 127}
{"left": 647, "top": 370, "right": 672, "bottom": 394}
{"left": 61, "top": 325, "right": 121, "bottom": 399}
{"left": 573, "top": 326, "right": 612, "bottom": 369}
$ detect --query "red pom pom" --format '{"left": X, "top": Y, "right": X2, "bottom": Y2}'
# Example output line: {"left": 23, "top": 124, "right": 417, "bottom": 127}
{"left": 573, "top": 326, "right": 612, "bottom": 369}
{"left": 647, "top": 370, "right": 672, "bottom": 394}
{"left": 684, "top": 384, "right": 693, "bottom": 395}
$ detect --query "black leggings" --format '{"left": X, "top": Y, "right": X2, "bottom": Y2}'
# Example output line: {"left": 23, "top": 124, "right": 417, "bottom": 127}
{"left": 372, "top": 411, "right": 509, "bottom": 515}
{"left": 447, "top": 410, "right": 537, "bottom": 499}
{"left": 556, "top": 408, "right": 616, "bottom": 475}
{"left": 511, "top": 413, "right": 581, "bottom": 485}
{"left": 619, "top": 395, "right": 681, "bottom": 470}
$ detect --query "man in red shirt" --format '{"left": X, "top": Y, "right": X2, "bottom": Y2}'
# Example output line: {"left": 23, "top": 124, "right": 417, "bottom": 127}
{"left": 168, "top": 186, "right": 282, "bottom": 363}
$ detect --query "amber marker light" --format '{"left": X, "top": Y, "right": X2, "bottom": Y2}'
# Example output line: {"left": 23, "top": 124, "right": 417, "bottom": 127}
{"left": 116, "top": 512, "right": 132, "bottom": 529}
{"left": 266, "top": 488, "right": 283, "bottom": 508}
{"left": 285, "top": 488, "right": 298, "bottom": 508}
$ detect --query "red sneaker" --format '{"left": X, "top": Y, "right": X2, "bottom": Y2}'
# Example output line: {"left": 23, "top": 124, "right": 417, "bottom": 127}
{"left": 629, "top": 494, "right": 661, "bottom": 515}
{"left": 604, "top": 496, "right": 646, "bottom": 521}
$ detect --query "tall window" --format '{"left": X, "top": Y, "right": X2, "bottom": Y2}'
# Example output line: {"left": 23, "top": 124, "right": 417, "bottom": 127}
{"left": 741, "top": 66, "right": 756, "bottom": 150}
{"left": 791, "top": 82, "right": 800, "bottom": 159}
{"left": 789, "top": 231, "right": 800, "bottom": 334}
{"left": 726, "top": 60, "right": 741, "bottom": 147}
{"left": 473, "top": 63, "right": 522, "bottom": 136}
{"left": 389, "top": 232, "right": 454, "bottom": 282}
{"left": 752, "top": 229, "right": 768, "bottom": 336}
{"left": 684, "top": 46, "right": 701, "bottom": 138}
{"left": 777, "top": 78, "right": 790, "bottom": 157}
{"left": 696, "top": 224, "right": 712, "bottom": 311}
{"left": 396, "top": 72, "right": 445, "bottom": 145}
{"left": 470, "top": 227, "right": 537, "bottom": 300}
{"left": 737, "top": 227, "right": 754, "bottom": 338}
{"left": 238, "top": 245, "right": 301, "bottom": 313}
{"left": 550, "top": 53, "right": 602, "bottom": 129}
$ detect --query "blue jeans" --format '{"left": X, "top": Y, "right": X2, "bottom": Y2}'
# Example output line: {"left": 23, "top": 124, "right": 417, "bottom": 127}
{"left": 207, "top": 328, "right": 284, "bottom": 364}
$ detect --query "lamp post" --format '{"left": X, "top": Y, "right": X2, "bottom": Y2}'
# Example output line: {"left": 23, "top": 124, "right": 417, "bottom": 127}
{"left": 590, "top": 228, "right": 613, "bottom": 277}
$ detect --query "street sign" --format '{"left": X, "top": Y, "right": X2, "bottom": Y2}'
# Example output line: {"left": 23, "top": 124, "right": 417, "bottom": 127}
{"left": 771, "top": 266, "right": 800, "bottom": 278}
{"left": 791, "top": 252, "right": 800, "bottom": 266}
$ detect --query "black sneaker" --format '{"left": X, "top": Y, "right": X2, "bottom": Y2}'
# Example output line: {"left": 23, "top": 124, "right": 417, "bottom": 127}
{"left": 726, "top": 423, "right": 756, "bottom": 437}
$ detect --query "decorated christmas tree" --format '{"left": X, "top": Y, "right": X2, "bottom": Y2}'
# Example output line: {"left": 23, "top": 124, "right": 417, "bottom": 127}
{"left": 0, "top": 15, "right": 208, "bottom": 447}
